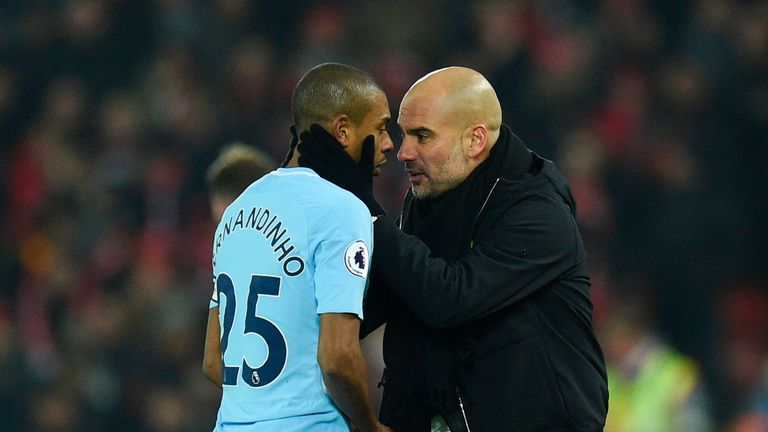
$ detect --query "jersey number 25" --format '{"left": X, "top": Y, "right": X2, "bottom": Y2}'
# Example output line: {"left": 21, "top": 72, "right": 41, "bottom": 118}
{"left": 216, "top": 273, "right": 287, "bottom": 387}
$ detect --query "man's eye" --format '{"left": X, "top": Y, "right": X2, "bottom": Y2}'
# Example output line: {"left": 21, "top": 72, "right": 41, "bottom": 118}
{"left": 417, "top": 134, "right": 428, "bottom": 142}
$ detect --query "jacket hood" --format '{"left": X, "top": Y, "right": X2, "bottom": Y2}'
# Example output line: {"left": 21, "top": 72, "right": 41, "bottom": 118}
{"left": 494, "top": 127, "right": 578, "bottom": 217}
{"left": 537, "top": 159, "right": 578, "bottom": 217}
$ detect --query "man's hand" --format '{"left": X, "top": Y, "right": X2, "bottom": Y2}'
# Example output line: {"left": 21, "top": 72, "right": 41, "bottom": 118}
{"left": 319, "top": 313, "right": 389, "bottom": 432}
{"left": 298, "top": 124, "right": 385, "bottom": 216}
{"left": 202, "top": 308, "right": 223, "bottom": 388}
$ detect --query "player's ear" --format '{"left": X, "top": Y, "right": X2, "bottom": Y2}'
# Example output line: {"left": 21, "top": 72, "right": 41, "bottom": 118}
{"left": 467, "top": 124, "right": 488, "bottom": 158}
{"left": 331, "top": 115, "right": 352, "bottom": 148}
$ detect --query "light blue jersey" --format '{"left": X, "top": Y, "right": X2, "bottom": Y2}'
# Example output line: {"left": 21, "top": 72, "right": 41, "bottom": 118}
{"left": 209, "top": 167, "right": 373, "bottom": 431}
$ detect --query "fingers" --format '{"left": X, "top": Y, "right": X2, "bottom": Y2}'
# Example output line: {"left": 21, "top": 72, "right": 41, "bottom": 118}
{"left": 297, "top": 125, "right": 353, "bottom": 174}
{"left": 359, "top": 134, "right": 376, "bottom": 172}
{"left": 308, "top": 123, "right": 326, "bottom": 136}
{"left": 302, "top": 124, "right": 349, "bottom": 158}
{"left": 308, "top": 123, "right": 340, "bottom": 147}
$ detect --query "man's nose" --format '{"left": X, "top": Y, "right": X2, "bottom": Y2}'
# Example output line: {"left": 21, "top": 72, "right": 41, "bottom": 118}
{"left": 397, "top": 137, "right": 415, "bottom": 162}
{"left": 381, "top": 131, "right": 394, "bottom": 153}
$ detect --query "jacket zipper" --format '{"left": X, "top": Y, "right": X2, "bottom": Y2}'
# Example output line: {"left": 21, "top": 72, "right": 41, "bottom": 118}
{"left": 458, "top": 180, "right": 499, "bottom": 426}
{"left": 456, "top": 386, "right": 472, "bottom": 432}
{"left": 469, "top": 178, "right": 500, "bottom": 249}
{"left": 474, "top": 178, "right": 500, "bottom": 227}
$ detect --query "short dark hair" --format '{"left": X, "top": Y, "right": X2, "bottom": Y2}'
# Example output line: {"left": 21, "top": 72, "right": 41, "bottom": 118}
{"left": 206, "top": 143, "right": 274, "bottom": 200}
{"left": 291, "top": 63, "right": 382, "bottom": 134}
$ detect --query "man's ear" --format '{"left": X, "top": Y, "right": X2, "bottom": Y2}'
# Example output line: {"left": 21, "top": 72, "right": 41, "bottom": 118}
{"left": 331, "top": 115, "right": 352, "bottom": 148}
{"left": 467, "top": 124, "right": 488, "bottom": 158}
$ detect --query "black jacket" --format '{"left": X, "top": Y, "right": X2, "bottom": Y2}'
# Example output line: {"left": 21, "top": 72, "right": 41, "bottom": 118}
{"left": 365, "top": 127, "right": 608, "bottom": 431}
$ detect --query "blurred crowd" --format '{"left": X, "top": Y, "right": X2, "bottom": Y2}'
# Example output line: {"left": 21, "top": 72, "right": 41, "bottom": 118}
{"left": 1, "top": 0, "right": 767, "bottom": 430}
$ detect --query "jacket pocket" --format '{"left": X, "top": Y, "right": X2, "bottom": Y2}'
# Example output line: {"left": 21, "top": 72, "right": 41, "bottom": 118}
{"left": 461, "top": 337, "right": 573, "bottom": 430}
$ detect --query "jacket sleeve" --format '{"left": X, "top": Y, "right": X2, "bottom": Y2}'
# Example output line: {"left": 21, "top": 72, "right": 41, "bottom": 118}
{"left": 372, "top": 195, "right": 582, "bottom": 328}
{"left": 359, "top": 268, "right": 390, "bottom": 338}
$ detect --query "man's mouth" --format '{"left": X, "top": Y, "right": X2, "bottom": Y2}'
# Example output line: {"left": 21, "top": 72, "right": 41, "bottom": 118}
{"left": 406, "top": 170, "right": 426, "bottom": 182}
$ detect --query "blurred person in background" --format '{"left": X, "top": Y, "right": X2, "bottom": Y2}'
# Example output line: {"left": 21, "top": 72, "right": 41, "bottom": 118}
{"left": 729, "top": 360, "right": 768, "bottom": 432}
{"left": 600, "top": 284, "right": 713, "bottom": 432}
{"left": 721, "top": 281, "right": 768, "bottom": 432}
{"left": 204, "top": 63, "right": 393, "bottom": 432}
{"left": 299, "top": 66, "right": 608, "bottom": 431}
{"left": 205, "top": 142, "right": 275, "bottom": 222}
{"left": 202, "top": 142, "right": 275, "bottom": 389}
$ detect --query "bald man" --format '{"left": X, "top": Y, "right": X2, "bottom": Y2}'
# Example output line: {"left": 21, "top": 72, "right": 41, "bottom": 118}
{"left": 299, "top": 67, "right": 608, "bottom": 431}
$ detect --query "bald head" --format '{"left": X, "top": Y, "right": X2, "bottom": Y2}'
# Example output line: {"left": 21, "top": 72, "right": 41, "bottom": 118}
{"left": 397, "top": 67, "right": 504, "bottom": 199}
{"left": 403, "top": 66, "right": 502, "bottom": 148}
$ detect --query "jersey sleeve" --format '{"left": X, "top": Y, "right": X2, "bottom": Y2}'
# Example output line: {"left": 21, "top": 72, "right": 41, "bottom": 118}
{"left": 311, "top": 195, "right": 373, "bottom": 319}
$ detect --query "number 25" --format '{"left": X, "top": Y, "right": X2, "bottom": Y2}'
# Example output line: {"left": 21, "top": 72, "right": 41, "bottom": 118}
{"left": 216, "top": 273, "right": 287, "bottom": 387}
